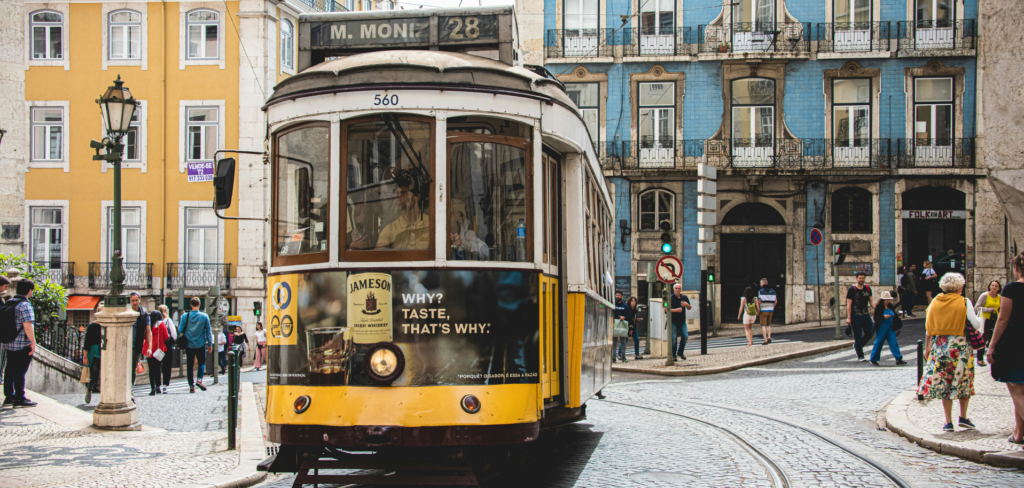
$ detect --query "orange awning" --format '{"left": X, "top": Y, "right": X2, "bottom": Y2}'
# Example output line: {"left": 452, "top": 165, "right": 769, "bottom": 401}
{"left": 67, "top": 295, "right": 102, "bottom": 311}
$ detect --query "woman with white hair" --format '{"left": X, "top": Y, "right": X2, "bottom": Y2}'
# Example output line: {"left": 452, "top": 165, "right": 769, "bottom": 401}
{"left": 918, "top": 272, "right": 984, "bottom": 432}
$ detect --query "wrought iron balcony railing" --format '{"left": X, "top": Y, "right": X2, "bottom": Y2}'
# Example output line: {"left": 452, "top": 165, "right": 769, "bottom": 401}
{"left": 704, "top": 138, "right": 898, "bottom": 169}
{"left": 88, "top": 262, "right": 154, "bottom": 290}
{"left": 896, "top": 20, "right": 976, "bottom": 54}
{"left": 621, "top": 27, "right": 696, "bottom": 57}
{"left": 296, "top": 0, "right": 348, "bottom": 12}
{"left": 600, "top": 140, "right": 706, "bottom": 170}
{"left": 893, "top": 138, "right": 975, "bottom": 168}
{"left": 33, "top": 261, "right": 75, "bottom": 288}
{"left": 166, "top": 263, "right": 231, "bottom": 290}
{"left": 698, "top": 22, "right": 810, "bottom": 54}
{"left": 816, "top": 22, "right": 893, "bottom": 53}
{"left": 545, "top": 29, "right": 615, "bottom": 58}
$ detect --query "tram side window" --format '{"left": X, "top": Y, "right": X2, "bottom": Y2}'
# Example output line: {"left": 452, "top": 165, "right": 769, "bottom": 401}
{"left": 449, "top": 140, "right": 531, "bottom": 263}
{"left": 274, "top": 124, "right": 331, "bottom": 261}
{"left": 344, "top": 117, "right": 433, "bottom": 256}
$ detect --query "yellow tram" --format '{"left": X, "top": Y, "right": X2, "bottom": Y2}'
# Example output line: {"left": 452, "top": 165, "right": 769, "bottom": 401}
{"left": 234, "top": 6, "right": 615, "bottom": 477}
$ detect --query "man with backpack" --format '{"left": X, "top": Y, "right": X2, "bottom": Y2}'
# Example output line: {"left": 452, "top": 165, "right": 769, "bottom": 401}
{"left": 178, "top": 297, "right": 213, "bottom": 393}
{"left": 0, "top": 275, "right": 10, "bottom": 386}
{"left": 845, "top": 272, "right": 877, "bottom": 362}
{"left": 1, "top": 279, "right": 37, "bottom": 408}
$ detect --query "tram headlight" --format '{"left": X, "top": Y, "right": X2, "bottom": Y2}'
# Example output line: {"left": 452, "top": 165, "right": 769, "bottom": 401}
{"left": 294, "top": 395, "right": 311, "bottom": 414}
{"left": 363, "top": 342, "right": 405, "bottom": 383}
{"left": 461, "top": 394, "right": 482, "bottom": 414}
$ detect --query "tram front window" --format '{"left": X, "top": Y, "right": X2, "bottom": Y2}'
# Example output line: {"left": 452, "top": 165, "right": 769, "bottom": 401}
{"left": 449, "top": 139, "right": 530, "bottom": 262}
{"left": 344, "top": 116, "right": 433, "bottom": 256}
{"left": 274, "top": 124, "right": 330, "bottom": 262}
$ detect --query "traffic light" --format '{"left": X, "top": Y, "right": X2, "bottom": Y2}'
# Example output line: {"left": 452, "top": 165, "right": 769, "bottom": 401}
{"left": 833, "top": 243, "right": 848, "bottom": 265}
{"left": 253, "top": 301, "right": 262, "bottom": 317}
{"left": 707, "top": 266, "right": 716, "bottom": 282}
{"left": 660, "top": 221, "right": 674, "bottom": 254}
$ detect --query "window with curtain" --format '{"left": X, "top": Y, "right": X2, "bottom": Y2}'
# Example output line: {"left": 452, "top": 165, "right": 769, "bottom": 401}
{"left": 914, "top": 77, "right": 953, "bottom": 145}
{"left": 31, "top": 11, "right": 63, "bottom": 60}
{"left": 186, "top": 107, "right": 218, "bottom": 161}
{"left": 30, "top": 208, "right": 62, "bottom": 267}
{"left": 108, "top": 207, "right": 142, "bottom": 262}
{"left": 186, "top": 10, "right": 219, "bottom": 59}
{"left": 833, "top": 78, "right": 871, "bottom": 148}
{"left": 109, "top": 10, "right": 142, "bottom": 60}
{"left": 30, "top": 107, "right": 63, "bottom": 161}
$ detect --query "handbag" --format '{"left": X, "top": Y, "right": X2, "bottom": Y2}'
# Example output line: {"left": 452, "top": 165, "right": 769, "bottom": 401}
{"left": 79, "top": 366, "right": 91, "bottom": 384}
{"left": 135, "top": 358, "right": 145, "bottom": 375}
{"left": 152, "top": 348, "right": 165, "bottom": 362}
{"left": 963, "top": 299, "right": 986, "bottom": 349}
{"left": 613, "top": 319, "right": 629, "bottom": 338}
{"left": 176, "top": 313, "right": 191, "bottom": 349}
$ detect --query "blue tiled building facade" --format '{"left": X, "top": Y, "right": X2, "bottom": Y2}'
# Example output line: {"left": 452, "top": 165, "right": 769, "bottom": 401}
{"left": 537, "top": 0, "right": 980, "bottom": 325}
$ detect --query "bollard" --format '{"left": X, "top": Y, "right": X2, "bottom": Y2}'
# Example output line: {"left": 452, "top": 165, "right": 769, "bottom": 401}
{"left": 227, "top": 348, "right": 238, "bottom": 450}
{"left": 916, "top": 340, "right": 924, "bottom": 401}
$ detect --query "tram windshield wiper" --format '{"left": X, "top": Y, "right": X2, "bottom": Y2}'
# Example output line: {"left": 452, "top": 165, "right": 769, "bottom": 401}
{"left": 381, "top": 114, "right": 432, "bottom": 185}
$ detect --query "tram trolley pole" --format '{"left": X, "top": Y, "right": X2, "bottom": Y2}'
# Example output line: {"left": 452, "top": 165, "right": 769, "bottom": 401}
{"left": 227, "top": 346, "right": 240, "bottom": 450}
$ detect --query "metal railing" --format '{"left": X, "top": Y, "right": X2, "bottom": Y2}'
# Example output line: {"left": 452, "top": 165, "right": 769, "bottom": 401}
{"left": 816, "top": 22, "right": 893, "bottom": 53}
{"left": 894, "top": 138, "right": 975, "bottom": 168}
{"left": 712, "top": 138, "right": 898, "bottom": 169}
{"left": 165, "top": 263, "right": 231, "bottom": 290}
{"left": 296, "top": 0, "right": 349, "bottom": 12}
{"left": 545, "top": 29, "right": 615, "bottom": 58}
{"left": 896, "top": 20, "right": 976, "bottom": 54}
{"left": 698, "top": 22, "right": 810, "bottom": 54}
{"left": 37, "top": 318, "right": 84, "bottom": 365}
{"left": 600, "top": 140, "right": 706, "bottom": 170}
{"left": 621, "top": 27, "right": 696, "bottom": 57}
{"left": 33, "top": 261, "right": 75, "bottom": 288}
{"left": 88, "top": 262, "right": 154, "bottom": 289}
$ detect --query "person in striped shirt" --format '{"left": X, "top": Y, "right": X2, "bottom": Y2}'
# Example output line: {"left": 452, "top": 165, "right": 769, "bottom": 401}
{"left": 758, "top": 278, "right": 776, "bottom": 345}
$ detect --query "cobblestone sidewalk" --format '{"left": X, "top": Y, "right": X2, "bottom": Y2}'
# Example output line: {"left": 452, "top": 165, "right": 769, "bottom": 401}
{"left": 612, "top": 337, "right": 853, "bottom": 376}
{"left": 886, "top": 363, "right": 1024, "bottom": 468}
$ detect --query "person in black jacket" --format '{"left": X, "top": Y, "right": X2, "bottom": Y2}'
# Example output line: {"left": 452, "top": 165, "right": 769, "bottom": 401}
{"left": 625, "top": 296, "right": 643, "bottom": 360}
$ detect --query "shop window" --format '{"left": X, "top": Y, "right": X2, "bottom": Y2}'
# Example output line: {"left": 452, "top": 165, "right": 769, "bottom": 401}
{"left": 109, "top": 10, "right": 142, "bottom": 60}
{"left": 186, "top": 10, "right": 219, "bottom": 59}
{"left": 274, "top": 123, "right": 331, "bottom": 264}
{"left": 30, "top": 10, "right": 63, "bottom": 60}
{"left": 639, "top": 189, "right": 673, "bottom": 230}
{"left": 832, "top": 187, "right": 873, "bottom": 233}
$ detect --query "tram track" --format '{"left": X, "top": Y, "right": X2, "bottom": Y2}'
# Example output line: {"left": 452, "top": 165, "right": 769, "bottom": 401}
{"left": 600, "top": 395, "right": 911, "bottom": 488}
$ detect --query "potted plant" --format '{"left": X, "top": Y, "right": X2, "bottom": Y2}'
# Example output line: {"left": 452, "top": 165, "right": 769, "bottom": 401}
{"left": 718, "top": 42, "right": 730, "bottom": 53}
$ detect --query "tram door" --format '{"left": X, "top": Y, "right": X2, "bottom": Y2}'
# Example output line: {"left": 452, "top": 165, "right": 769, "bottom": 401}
{"left": 541, "top": 151, "right": 561, "bottom": 404}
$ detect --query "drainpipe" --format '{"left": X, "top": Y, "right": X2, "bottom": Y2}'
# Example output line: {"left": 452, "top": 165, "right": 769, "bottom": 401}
{"left": 160, "top": 0, "right": 168, "bottom": 301}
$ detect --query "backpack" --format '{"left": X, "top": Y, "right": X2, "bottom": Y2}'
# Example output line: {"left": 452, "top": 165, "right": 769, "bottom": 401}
{"left": 0, "top": 296, "right": 27, "bottom": 344}
{"left": 745, "top": 300, "right": 758, "bottom": 316}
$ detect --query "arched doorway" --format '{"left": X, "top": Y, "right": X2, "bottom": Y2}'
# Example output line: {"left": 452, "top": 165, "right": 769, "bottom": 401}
{"left": 720, "top": 203, "right": 787, "bottom": 324}
{"left": 902, "top": 186, "right": 967, "bottom": 292}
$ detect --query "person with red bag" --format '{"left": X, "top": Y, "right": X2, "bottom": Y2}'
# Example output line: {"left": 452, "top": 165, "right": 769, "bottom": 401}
{"left": 142, "top": 310, "right": 169, "bottom": 396}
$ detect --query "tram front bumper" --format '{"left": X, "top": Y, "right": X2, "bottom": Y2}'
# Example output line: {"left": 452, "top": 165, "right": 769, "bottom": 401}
{"left": 269, "top": 422, "right": 540, "bottom": 448}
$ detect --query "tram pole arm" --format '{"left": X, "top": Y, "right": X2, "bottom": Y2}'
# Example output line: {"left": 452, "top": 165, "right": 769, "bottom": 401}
{"left": 212, "top": 149, "right": 270, "bottom": 222}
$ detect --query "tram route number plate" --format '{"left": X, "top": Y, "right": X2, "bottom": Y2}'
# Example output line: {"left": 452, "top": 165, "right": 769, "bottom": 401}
{"left": 308, "top": 15, "right": 498, "bottom": 48}
{"left": 438, "top": 16, "right": 498, "bottom": 43}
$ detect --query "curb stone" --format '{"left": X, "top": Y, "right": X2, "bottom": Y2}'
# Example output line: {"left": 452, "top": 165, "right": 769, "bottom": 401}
{"left": 884, "top": 389, "right": 1024, "bottom": 468}
{"left": 611, "top": 340, "right": 854, "bottom": 376}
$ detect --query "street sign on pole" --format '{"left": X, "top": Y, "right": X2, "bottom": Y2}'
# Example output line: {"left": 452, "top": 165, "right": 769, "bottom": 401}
{"left": 809, "top": 228, "right": 823, "bottom": 329}
{"left": 655, "top": 255, "right": 683, "bottom": 283}
{"left": 809, "top": 228, "right": 823, "bottom": 246}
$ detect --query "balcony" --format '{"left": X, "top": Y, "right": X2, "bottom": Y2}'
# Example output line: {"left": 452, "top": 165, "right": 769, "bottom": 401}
{"left": 88, "top": 262, "right": 154, "bottom": 290}
{"left": 894, "top": 138, "right": 975, "bottom": 168}
{"left": 545, "top": 29, "right": 614, "bottom": 59}
{"left": 296, "top": 0, "right": 348, "bottom": 12}
{"left": 33, "top": 261, "right": 75, "bottom": 288}
{"left": 165, "top": 263, "right": 231, "bottom": 291}
{"left": 622, "top": 27, "right": 696, "bottom": 57}
{"left": 711, "top": 139, "right": 898, "bottom": 170}
{"left": 601, "top": 140, "right": 705, "bottom": 171}
{"left": 698, "top": 23, "right": 810, "bottom": 55}
{"left": 896, "top": 20, "right": 976, "bottom": 56}
{"left": 816, "top": 22, "right": 893, "bottom": 55}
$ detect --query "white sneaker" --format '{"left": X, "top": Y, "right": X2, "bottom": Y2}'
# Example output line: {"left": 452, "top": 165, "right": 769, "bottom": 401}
{"left": 161, "top": 386, "right": 168, "bottom": 394}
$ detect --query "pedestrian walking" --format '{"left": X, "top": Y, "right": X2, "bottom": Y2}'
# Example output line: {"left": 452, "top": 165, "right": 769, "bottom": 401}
{"left": 128, "top": 292, "right": 152, "bottom": 386}
{"left": 0, "top": 275, "right": 10, "bottom": 386}
{"left": 921, "top": 261, "right": 938, "bottom": 304}
{"left": 846, "top": 272, "right": 876, "bottom": 361}
{"left": 670, "top": 284, "right": 691, "bottom": 361}
{"left": 232, "top": 325, "right": 249, "bottom": 361}
{"left": 1, "top": 279, "right": 37, "bottom": 408}
{"left": 178, "top": 297, "right": 213, "bottom": 393}
{"left": 625, "top": 297, "right": 643, "bottom": 360}
{"left": 974, "top": 280, "right": 1001, "bottom": 366}
{"left": 903, "top": 264, "right": 919, "bottom": 316}
{"left": 613, "top": 291, "right": 627, "bottom": 362}
{"left": 83, "top": 318, "right": 102, "bottom": 404}
{"left": 217, "top": 329, "right": 228, "bottom": 375}
{"left": 254, "top": 323, "right": 267, "bottom": 371}
{"left": 738, "top": 287, "right": 758, "bottom": 347}
{"left": 918, "top": 273, "right": 982, "bottom": 432}
{"left": 157, "top": 305, "right": 175, "bottom": 393}
{"left": 870, "top": 292, "right": 906, "bottom": 366}
{"left": 757, "top": 278, "right": 775, "bottom": 344}
{"left": 985, "top": 253, "right": 1024, "bottom": 444}
{"left": 142, "top": 310, "right": 169, "bottom": 396}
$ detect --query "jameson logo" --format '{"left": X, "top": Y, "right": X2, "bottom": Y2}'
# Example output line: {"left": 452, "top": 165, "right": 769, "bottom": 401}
{"left": 347, "top": 273, "right": 393, "bottom": 344}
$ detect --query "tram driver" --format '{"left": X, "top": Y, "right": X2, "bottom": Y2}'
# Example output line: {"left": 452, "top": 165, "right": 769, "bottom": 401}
{"left": 375, "top": 170, "right": 430, "bottom": 251}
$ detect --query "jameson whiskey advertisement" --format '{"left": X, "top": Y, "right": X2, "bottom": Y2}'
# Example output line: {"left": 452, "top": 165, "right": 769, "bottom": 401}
{"left": 267, "top": 270, "right": 540, "bottom": 387}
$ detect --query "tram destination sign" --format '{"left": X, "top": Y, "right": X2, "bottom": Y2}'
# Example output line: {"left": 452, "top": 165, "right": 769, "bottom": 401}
{"left": 308, "top": 14, "right": 499, "bottom": 48}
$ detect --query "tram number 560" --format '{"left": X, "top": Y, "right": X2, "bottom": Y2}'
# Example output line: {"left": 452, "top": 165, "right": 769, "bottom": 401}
{"left": 446, "top": 17, "right": 481, "bottom": 39}
{"left": 373, "top": 94, "right": 399, "bottom": 106}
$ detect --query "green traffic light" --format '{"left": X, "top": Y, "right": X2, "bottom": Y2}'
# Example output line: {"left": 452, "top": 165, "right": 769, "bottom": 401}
{"left": 661, "top": 243, "right": 672, "bottom": 253}
{"left": 707, "top": 273, "right": 715, "bottom": 282}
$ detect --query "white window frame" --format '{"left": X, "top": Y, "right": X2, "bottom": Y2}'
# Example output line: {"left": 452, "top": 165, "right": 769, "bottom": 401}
{"left": 381, "top": 0, "right": 394, "bottom": 10}
{"left": 25, "top": 201, "right": 70, "bottom": 266}
{"left": 178, "top": 100, "right": 226, "bottom": 171}
{"left": 565, "top": 82, "right": 599, "bottom": 144}
{"left": 103, "top": 4, "right": 148, "bottom": 71}
{"left": 101, "top": 100, "right": 147, "bottom": 173}
{"left": 24, "top": 101, "right": 70, "bottom": 172}
{"left": 178, "top": 201, "right": 225, "bottom": 264}
{"left": 639, "top": 189, "right": 674, "bottom": 231}
{"left": 100, "top": 201, "right": 147, "bottom": 265}
{"left": 344, "top": 0, "right": 355, "bottom": 11}
{"left": 180, "top": 5, "right": 225, "bottom": 69}
{"left": 281, "top": 18, "right": 295, "bottom": 74}
{"left": 363, "top": 0, "right": 373, "bottom": 11}
{"left": 26, "top": 6, "right": 69, "bottom": 70}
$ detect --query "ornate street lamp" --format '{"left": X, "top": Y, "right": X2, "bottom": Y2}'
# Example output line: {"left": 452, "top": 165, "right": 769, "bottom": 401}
{"left": 92, "top": 75, "right": 138, "bottom": 307}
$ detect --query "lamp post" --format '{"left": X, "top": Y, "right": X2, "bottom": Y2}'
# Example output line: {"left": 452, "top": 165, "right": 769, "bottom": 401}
{"left": 91, "top": 76, "right": 142, "bottom": 431}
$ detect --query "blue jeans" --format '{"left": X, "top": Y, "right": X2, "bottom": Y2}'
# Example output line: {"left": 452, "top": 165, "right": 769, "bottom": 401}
{"left": 851, "top": 314, "right": 874, "bottom": 359}
{"left": 615, "top": 337, "right": 626, "bottom": 357}
{"left": 870, "top": 321, "right": 902, "bottom": 363}
{"left": 672, "top": 322, "right": 689, "bottom": 357}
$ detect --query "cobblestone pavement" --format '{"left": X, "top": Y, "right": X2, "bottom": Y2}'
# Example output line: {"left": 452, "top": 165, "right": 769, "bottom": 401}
{"left": 252, "top": 318, "right": 1024, "bottom": 487}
